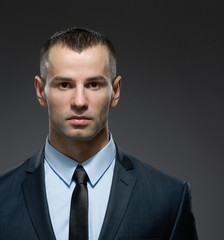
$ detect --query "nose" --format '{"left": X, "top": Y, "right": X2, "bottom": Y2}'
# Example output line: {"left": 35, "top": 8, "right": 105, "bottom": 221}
{"left": 71, "top": 86, "right": 88, "bottom": 111}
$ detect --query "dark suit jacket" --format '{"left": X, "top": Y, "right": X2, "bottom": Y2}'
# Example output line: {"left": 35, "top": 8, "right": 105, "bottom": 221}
{"left": 0, "top": 146, "right": 198, "bottom": 240}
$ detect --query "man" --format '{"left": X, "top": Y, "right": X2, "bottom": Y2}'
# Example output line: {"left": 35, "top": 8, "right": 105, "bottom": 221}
{"left": 0, "top": 27, "right": 198, "bottom": 240}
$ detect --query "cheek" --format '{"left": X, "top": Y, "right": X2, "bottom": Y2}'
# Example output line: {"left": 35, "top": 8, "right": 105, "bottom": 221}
{"left": 46, "top": 94, "right": 69, "bottom": 116}
{"left": 95, "top": 96, "right": 111, "bottom": 119}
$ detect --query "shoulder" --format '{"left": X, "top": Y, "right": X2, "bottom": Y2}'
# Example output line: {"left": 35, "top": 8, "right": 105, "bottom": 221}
{"left": 0, "top": 158, "right": 32, "bottom": 198}
{"left": 0, "top": 149, "right": 44, "bottom": 194}
{"left": 0, "top": 159, "right": 31, "bottom": 205}
{"left": 117, "top": 147, "right": 189, "bottom": 196}
{"left": 131, "top": 153, "right": 184, "bottom": 184}
{"left": 124, "top": 152, "right": 193, "bottom": 211}
{"left": 0, "top": 160, "right": 29, "bottom": 184}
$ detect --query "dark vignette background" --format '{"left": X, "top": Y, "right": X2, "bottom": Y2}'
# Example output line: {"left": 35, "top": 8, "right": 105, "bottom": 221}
{"left": 0, "top": 0, "right": 223, "bottom": 239}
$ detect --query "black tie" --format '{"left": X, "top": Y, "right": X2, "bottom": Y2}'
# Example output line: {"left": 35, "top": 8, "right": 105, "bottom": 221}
{"left": 69, "top": 165, "right": 89, "bottom": 240}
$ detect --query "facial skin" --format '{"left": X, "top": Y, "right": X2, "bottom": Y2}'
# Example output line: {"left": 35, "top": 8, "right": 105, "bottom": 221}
{"left": 35, "top": 44, "right": 121, "bottom": 162}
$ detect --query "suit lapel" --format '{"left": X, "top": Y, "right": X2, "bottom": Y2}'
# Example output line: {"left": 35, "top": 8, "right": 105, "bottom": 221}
{"left": 99, "top": 146, "right": 136, "bottom": 240}
{"left": 22, "top": 149, "right": 56, "bottom": 240}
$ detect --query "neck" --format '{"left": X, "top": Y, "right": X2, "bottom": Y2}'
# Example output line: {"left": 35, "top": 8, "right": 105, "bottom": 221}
{"left": 48, "top": 129, "right": 110, "bottom": 163}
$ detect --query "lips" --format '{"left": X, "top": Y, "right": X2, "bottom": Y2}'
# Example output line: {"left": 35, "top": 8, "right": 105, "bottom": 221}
{"left": 68, "top": 116, "right": 90, "bottom": 120}
{"left": 67, "top": 115, "right": 91, "bottom": 125}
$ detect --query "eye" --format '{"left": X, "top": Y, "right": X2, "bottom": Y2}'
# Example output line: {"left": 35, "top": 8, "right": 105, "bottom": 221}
{"left": 88, "top": 82, "right": 101, "bottom": 88}
{"left": 59, "top": 82, "right": 70, "bottom": 88}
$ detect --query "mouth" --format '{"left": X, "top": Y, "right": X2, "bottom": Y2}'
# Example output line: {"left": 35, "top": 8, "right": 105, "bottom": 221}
{"left": 67, "top": 115, "right": 92, "bottom": 125}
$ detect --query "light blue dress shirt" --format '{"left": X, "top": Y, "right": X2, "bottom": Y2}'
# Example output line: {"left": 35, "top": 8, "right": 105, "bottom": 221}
{"left": 44, "top": 136, "right": 116, "bottom": 240}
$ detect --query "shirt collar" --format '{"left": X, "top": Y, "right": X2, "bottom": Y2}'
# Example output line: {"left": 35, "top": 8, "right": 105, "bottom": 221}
{"left": 44, "top": 134, "right": 116, "bottom": 187}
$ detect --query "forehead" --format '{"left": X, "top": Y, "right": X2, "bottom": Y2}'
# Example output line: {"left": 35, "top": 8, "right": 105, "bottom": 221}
{"left": 46, "top": 44, "right": 110, "bottom": 79}
{"left": 47, "top": 44, "right": 109, "bottom": 78}
{"left": 48, "top": 44, "right": 109, "bottom": 66}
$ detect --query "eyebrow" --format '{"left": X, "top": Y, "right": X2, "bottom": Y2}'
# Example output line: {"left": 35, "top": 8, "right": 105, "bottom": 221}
{"left": 51, "top": 76, "right": 73, "bottom": 82}
{"left": 86, "top": 76, "right": 108, "bottom": 82}
{"left": 51, "top": 75, "right": 108, "bottom": 82}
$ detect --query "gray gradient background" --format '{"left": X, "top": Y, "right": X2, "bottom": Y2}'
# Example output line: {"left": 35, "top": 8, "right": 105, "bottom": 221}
{"left": 0, "top": 0, "right": 223, "bottom": 239}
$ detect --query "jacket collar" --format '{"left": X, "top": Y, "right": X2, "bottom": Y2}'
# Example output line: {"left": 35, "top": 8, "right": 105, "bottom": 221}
{"left": 22, "top": 148, "right": 56, "bottom": 240}
{"left": 99, "top": 144, "right": 136, "bottom": 240}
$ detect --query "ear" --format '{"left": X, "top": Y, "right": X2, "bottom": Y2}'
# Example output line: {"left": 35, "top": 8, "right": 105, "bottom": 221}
{"left": 110, "top": 76, "right": 121, "bottom": 108}
{"left": 34, "top": 76, "right": 47, "bottom": 107}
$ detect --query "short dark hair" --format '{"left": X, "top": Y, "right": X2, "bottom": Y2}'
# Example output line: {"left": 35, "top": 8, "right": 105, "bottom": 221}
{"left": 40, "top": 27, "right": 117, "bottom": 80}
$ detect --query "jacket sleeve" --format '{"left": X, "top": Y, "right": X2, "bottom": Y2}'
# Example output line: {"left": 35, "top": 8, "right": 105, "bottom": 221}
{"left": 170, "top": 182, "right": 198, "bottom": 240}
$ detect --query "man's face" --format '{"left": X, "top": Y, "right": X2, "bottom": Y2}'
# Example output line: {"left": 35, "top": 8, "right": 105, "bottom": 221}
{"left": 35, "top": 44, "right": 121, "bottom": 143}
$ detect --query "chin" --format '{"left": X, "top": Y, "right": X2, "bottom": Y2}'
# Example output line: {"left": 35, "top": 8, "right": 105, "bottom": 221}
{"left": 65, "top": 131, "right": 96, "bottom": 142}
{"left": 66, "top": 127, "right": 106, "bottom": 142}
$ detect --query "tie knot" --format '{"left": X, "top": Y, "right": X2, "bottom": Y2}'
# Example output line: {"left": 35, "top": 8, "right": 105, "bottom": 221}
{"left": 73, "top": 165, "right": 88, "bottom": 184}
